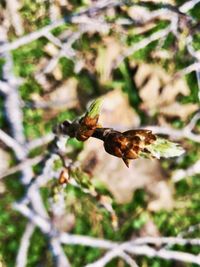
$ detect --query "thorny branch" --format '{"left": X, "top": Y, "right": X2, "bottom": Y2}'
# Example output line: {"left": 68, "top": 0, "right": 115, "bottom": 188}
{"left": 1, "top": 0, "right": 200, "bottom": 266}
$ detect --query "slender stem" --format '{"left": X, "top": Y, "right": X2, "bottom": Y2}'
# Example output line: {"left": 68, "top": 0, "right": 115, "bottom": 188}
{"left": 91, "top": 128, "right": 111, "bottom": 141}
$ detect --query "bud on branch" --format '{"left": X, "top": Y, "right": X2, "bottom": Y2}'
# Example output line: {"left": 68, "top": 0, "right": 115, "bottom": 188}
{"left": 54, "top": 99, "right": 185, "bottom": 167}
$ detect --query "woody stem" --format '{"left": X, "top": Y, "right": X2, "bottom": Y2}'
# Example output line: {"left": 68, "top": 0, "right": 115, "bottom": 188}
{"left": 92, "top": 128, "right": 111, "bottom": 141}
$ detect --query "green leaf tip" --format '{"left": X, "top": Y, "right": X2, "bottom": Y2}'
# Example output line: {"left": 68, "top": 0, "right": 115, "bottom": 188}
{"left": 87, "top": 98, "right": 102, "bottom": 118}
{"left": 146, "top": 138, "right": 185, "bottom": 159}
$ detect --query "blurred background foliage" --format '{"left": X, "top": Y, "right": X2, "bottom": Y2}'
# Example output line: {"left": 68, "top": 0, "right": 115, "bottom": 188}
{"left": 0, "top": 0, "right": 200, "bottom": 266}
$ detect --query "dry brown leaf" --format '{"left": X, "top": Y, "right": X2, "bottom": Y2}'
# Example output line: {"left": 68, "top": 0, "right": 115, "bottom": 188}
{"left": 127, "top": 6, "right": 164, "bottom": 35}
{"left": 0, "top": 149, "right": 10, "bottom": 195}
{"left": 44, "top": 43, "right": 59, "bottom": 57}
{"left": 134, "top": 62, "right": 198, "bottom": 118}
{"left": 160, "top": 102, "right": 198, "bottom": 120}
{"left": 132, "top": 23, "right": 157, "bottom": 35}
{"left": 52, "top": 65, "right": 63, "bottom": 81}
{"left": 52, "top": 213, "right": 75, "bottom": 232}
{"left": 31, "top": 78, "right": 79, "bottom": 118}
{"left": 0, "top": 148, "right": 10, "bottom": 174}
{"left": 139, "top": 219, "right": 161, "bottom": 237}
{"left": 151, "top": 50, "right": 173, "bottom": 60}
{"left": 147, "top": 181, "right": 174, "bottom": 211}
{"left": 99, "top": 89, "right": 140, "bottom": 128}
{"left": 47, "top": 78, "right": 79, "bottom": 109}
{"left": 6, "top": 0, "right": 24, "bottom": 36}
{"left": 34, "top": 58, "right": 54, "bottom": 92}
{"left": 128, "top": 6, "right": 151, "bottom": 22}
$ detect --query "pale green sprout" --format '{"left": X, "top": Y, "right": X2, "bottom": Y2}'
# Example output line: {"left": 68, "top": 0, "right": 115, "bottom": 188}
{"left": 146, "top": 138, "right": 185, "bottom": 159}
{"left": 86, "top": 98, "right": 102, "bottom": 118}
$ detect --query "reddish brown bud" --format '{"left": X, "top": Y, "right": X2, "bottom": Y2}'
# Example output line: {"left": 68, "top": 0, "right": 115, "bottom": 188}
{"left": 76, "top": 115, "right": 99, "bottom": 141}
{"left": 58, "top": 168, "right": 69, "bottom": 185}
{"left": 103, "top": 129, "right": 157, "bottom": 167}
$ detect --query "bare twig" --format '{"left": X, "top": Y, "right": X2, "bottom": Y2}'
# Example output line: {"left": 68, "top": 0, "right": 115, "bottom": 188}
{"left": 0, "top": 128, "right": 26, "bottom": 159}
{"left": 1, "top": 0, "right": 198, "bottom": 55}
{"left": 16, "top": 223, "right": 35, "bottom": 267}
{"left": 43, "top": 31, "right": 82, "bottom": 75}
{"left": 0, "top": 25, "right": 33, "bottom": 184}
{"left": 0, "top": 80, "right": 11, "bottom": 94}
{"left": 185, "top": 35, "right": 200, "bottom": 100}
{"left": 131, "top": 236, "right": 200, "bottom": 246}
{"left": 178, "top": 223, "right": 200, "bottom": 237}
{"left": 186, "top": 36, "right": 200, "bottom": 61}
{"left": 42, "top": 16, "right": 110, "bottom": 76}
{"left": 6, "top": 0, "right": 24, "bottom": 36}
{"left": 1, "top": 48, "right": 25, "bottom": 146}
{"left": 0, "top": 19, "right": 65, "bottom": 54}
{"left": 0, "top": 155, "right": 43, "bottom": 180}
{"left": 60, "top": 234, "right": 200, "bottom": 249}
{"left": 85, "top": 248, "right": 139, "bottom": 267}
{"left": 146, "top": 126, "right": 200, "bottom": 143}
{"left": 14, "top": 203, "right": 51, "bottom": 233}
{"left": 13, "top": 202, "right": 200, "bottom": 266}
{"left": 114, "top": 26, "right": 171, "bottom": 68}
{"left": 44, "top": 32, "right": 63, "bottom": 48}
{"left": 27, "top": 133, "right": 54, "bottom": 150}
{"left": 179, "top": 0, "right": 200, "bottom": 13}
{"left": 0, "top": 0, "right": 120, "bottom": 54}
{"left": 146, "top": 110, "right": 200, "bottom": 143}
{"left": 172, "top": 159, "right": 200, "bottom": 182}
{"left": 125, "top": 245, "right": 200, "bottom": 265}
{"left": 174, "top": 62, "right": 200, "bottom": 78}
{"left": 184, "top": 110, "right": 200, "bottom": 132}
{"left": 50, "top": 238, "right": 71, "bottom": 267}
{"left": 0, "top": 21, "right": 71, "bottom": 267}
